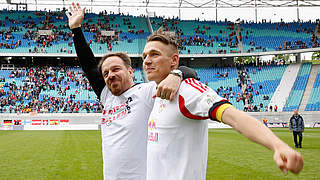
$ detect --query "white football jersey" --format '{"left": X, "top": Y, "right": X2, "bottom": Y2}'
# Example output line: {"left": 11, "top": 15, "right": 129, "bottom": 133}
{"left": 100, "top": 82, "right": 156, "bottom": 180}
{"left": 147, "top": 78, "right": 226, "bottom": 180}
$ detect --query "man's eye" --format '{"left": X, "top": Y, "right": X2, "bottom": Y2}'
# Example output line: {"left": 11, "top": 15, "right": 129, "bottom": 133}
{"left": 153, "top": 52, "right": 160, "bottom": 56}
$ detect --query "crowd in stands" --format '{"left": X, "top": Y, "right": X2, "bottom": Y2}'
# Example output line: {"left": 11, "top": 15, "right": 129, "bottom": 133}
{"left": 0, "top": 58, "right": 314, "bottom": 114}
{"left": 151, "top": 18, "right": 240, "bottom": 54}
{"left": 211, "top": 59, "right": 285, "bottom": 112}
{"left": 0, "top": 66, "right": 103, "bottom": 113}
{"left": 275, "top": 21, "right": 320, "bottom": 49}
{"left": 236, "top": 67, "right": 280, "bottom": 112}
{"left": 0, "top": 10, "right": 150, "bottom": 53}
{"left": 0, "top": 9, "right": 319, "bottom": 54}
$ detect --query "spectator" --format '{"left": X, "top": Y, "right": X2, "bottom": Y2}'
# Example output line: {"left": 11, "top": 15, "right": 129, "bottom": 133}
{"left": 289, "top": 109, "right": 304, "bottom": 148}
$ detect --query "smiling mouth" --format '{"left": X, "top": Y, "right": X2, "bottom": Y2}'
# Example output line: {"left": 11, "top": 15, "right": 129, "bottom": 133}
{"left": 109, "top": 80, "right": 119, "bottom": 86}
{"left": 145, "top": 68, "right": 155, "bottom": 73}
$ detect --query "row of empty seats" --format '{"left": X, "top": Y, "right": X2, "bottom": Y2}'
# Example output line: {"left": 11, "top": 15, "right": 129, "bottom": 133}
{"left": 283, "top": 63, "right": 312, "bottom": 111}
{"left": 306, "top": 65, "right": 320, "bottom": 111}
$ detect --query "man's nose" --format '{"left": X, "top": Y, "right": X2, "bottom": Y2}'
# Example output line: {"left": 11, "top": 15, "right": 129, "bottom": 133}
{"left": 143, "top": 56, "right": 151, "bottom": 65}
{"left": 107, "top": 72, "right": 115, "bottom": 80}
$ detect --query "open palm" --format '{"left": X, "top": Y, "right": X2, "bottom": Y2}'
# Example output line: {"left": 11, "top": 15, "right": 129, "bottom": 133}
{"left": 65, "top": 2, "right": 86, "bottom": 29}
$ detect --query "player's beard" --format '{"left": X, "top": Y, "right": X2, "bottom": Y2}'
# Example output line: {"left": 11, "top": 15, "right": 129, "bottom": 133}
{"left": 108, "top": 80, "right": 122, "bottom": 96}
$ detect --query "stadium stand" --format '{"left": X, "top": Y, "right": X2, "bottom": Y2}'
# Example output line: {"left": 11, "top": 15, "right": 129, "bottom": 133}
{"left": 0, "top": 65, "right": 144, "bottom": 113}
{"left": 0, "top": 10, "right": 320, "bottom": 113}
{"left": 283, "top": 63, "right": 312, "bottom": 111}
{"left": 0, "top": 10, "right": 149, "bottom": 54}
{"left": 194, "top": 62, "right": 288, "bottom": 112}
{"left": 242, "top": 22, "right": 319, "bottom": 52}
{"left": 240, "top": 64, "right": 288, "bottom": 112}
{"left": 306, "top": 65, "right": 320, "bottom": 111}
{"left": 0, "top": 10, "right": 318, "bottom": 55}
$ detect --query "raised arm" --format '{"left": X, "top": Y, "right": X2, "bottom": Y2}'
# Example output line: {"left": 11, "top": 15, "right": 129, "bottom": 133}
{"left": 221, "top": 107, "right": 304, "bottom": 174}
{"left": 66, "top": 2, "right": 105, "bottom": 98}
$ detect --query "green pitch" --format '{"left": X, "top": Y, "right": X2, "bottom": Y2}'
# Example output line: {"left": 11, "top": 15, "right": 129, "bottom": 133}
{"left": 0, "top": 128, "right": 319, "bottom": 180}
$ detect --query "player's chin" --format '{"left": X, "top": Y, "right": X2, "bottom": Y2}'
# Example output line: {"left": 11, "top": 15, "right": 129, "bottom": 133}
{"left": 146, "top": 72, "right": 155, "bottom": 81}
{"left": 107, "top": 83, "right": 120, "bottom": 94}
{"left": 110, "top": 87, "right": 122, "bottom": 96}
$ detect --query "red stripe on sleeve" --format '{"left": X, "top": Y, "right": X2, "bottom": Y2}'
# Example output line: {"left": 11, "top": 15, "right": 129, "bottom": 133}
{"left": 179, "top": 95, "right": 208, "bottom": 120}
{"left": 184, "top": 78, "right": 204, "bottom": 93}
{"left": 191, "top": 78, "right": 208, "bottom": 92}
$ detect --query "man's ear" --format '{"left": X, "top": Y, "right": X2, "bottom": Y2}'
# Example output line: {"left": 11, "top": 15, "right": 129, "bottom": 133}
{"left": 171, "top": 53, "right": 179, "bottom": 69}
{"left": 128, "top": 66, "right": 134, "bottom": 76}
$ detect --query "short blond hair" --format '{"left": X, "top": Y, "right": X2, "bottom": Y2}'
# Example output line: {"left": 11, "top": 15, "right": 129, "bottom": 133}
{"left": 147, "top": 28, "right": 179, "bottom": 54}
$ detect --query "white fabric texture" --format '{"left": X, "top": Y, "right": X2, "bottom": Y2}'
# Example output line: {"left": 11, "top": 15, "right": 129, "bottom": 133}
{"left": 147, "top": 78, "right": 224, "bottom": 180}
{"left": 100, "top": 82, "right": 156, "bottom": 180}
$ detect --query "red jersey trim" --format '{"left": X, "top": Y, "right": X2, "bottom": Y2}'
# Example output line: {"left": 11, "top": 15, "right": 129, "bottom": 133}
{"left": 184, "top": 78, "right": 208, "bottom": 93}
{"left": 179, "top": 95, "right": 208, "bottom": 120}
{"left": 191, "top": 78, "right": 208, "bottom": 92}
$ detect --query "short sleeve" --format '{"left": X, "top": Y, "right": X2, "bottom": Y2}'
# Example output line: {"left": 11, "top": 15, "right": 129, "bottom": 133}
{"left": 141, "top": 81, "right": 157, "bottom": 109}
{"left": 179, "top": 78, "right": 232, "bottom": 122}
{"left": 100, "top": 86, "right": 110, "bottom": 105}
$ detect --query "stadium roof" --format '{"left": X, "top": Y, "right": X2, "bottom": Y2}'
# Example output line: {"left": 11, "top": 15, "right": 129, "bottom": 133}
{"left": 2, "top": 0, "right": 320, "bottom": 8}
{"left": 1, "top": 0, "right": 320, "bottom": 21}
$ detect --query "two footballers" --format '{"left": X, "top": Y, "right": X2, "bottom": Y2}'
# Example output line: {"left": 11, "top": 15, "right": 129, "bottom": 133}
{"left": 67, "top": 2, "right": 304, "bottom": 180}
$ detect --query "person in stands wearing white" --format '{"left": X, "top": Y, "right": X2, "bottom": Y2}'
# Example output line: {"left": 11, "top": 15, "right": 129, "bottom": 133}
{"left": 142, "top": 28, "right": 304, "bottom": 180}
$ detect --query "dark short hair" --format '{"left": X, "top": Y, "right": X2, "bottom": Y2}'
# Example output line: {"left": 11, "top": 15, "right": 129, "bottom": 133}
{"left": 98, "top": 52, "right": 132, "bottom": 72}
{"left": 147, "top": 27, "right": 179, "bottom": 54}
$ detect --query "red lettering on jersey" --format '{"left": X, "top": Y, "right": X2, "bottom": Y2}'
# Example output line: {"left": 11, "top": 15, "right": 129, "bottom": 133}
{"left": 116, "top": 112, "right": 121, "bottom": 119}
{"left": 122, "top": 109, "right": 127, "bottom": 116}
{"left": 104, "top": 101, "right": 131, "bottom": 123}
{"left": 101, "top": 118, "right": 106, "bottom": 124}
{"left": 148, "top": 132, "right": 159, "bottom": 142}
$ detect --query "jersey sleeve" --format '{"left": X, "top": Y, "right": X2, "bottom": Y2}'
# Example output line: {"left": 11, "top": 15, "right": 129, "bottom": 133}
{"left": 100, "top": 86, "right": 110, "bottom": 106}
{"left": 178, "top": 78, "right": 233, "bottom": 122}
{"left": 139, "top": 81, "right": 156, "bottom": 110}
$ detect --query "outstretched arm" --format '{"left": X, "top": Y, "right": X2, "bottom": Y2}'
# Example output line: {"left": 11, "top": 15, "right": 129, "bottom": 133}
{"left": 66, "top": 2, "right": 105, "bottom": 98}
{"left": 221, "top": 107, "right": 304, "bottom": 174}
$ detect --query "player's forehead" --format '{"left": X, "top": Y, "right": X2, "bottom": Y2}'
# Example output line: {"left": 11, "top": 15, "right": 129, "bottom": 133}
{"left": 102, "top": 56, "right": 126, "bottom": 70}
{"left": 143, "top": 41, "right": 168, "bottom": 54}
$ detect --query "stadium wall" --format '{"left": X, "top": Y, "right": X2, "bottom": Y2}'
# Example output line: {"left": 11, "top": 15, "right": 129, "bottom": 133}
{"left": 1, "top": 112, "right": 320, "bottom": 130}
{"left": 248, "top": 111, "right": 320, "bottom": 126}
{"left": 0, "top": 113, "right": 100, "bottom": 130}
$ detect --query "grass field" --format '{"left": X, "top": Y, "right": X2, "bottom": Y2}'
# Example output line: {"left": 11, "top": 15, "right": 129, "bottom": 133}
{"left": 0, "top": 128, "right": 319, "bottom": 180}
